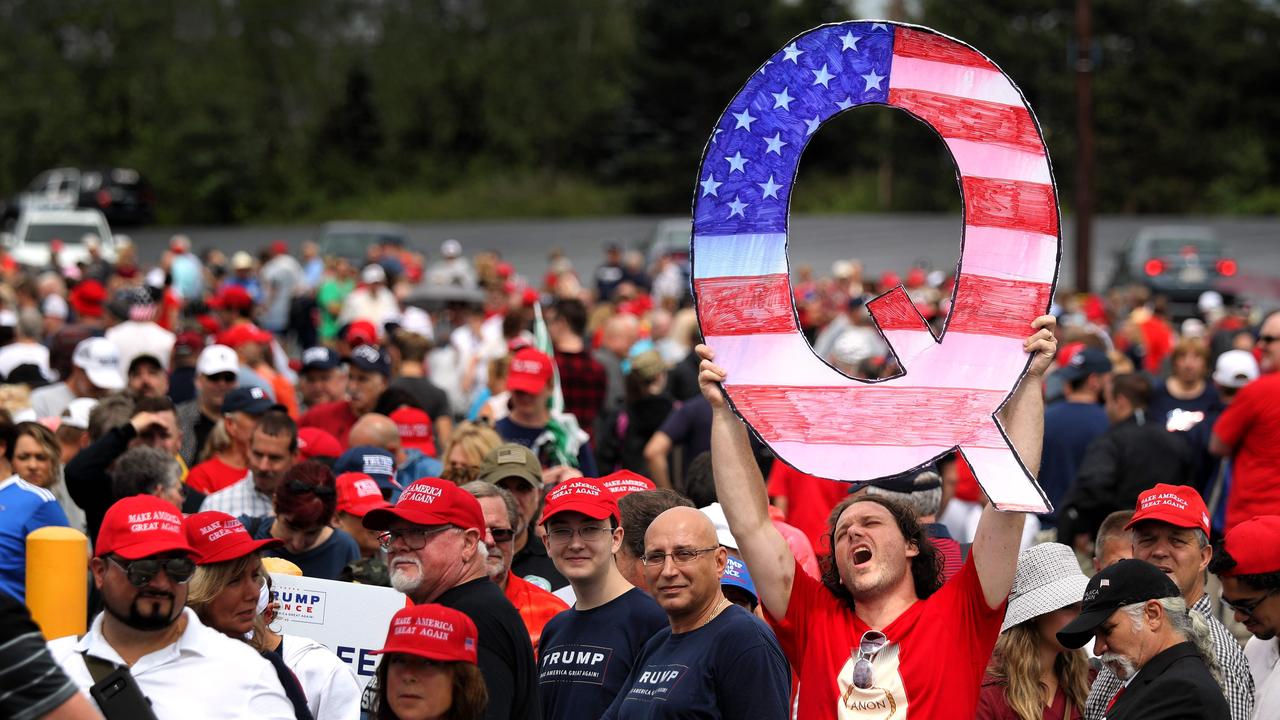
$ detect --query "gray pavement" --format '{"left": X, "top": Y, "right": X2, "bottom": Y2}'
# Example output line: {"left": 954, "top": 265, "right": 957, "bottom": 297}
{"left": 127, "top": 214, "right": 1280, "bottom": 300}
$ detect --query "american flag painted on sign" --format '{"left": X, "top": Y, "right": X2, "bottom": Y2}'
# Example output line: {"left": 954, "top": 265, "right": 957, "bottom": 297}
{"left": 691, "top": 21, "right": 1060, "bottom": 513}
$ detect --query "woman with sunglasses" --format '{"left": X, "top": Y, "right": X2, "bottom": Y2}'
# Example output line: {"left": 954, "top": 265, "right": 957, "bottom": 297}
{"left": 439, "top": 422, "right": 502, "bottom": 485}
{"left": 241, "top": 460, "right": 360, "bottom": 580}
{"left": 185, "top": 510, "right": 315, "bottom": 720}
{"left": 369, "top": 603, "right": 488, "bottom": 720}
{"left": 978, "top": 543, "right": 1093, "bottom": 720}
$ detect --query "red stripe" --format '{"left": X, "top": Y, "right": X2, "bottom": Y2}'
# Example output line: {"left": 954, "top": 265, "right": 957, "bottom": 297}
{"left": 947, "top": 274, "right": 1052, "bottom": 339}
{"left": 893, "top": 27, "right": 994, "bottom": 70}
{"left": 695, "top": 274, "right": 796, "bottom": 336}
{"left": 867, "top": 287, "right": 928, "bottom": 332}
{"left": 962, "top": 177, "right": 1058, "bottom": 237}
{"left": 729, "top": 385, "right": 1007, "bottom": 447}
{"left": 889, "top": 89, "right": 1043, "bottom": 154}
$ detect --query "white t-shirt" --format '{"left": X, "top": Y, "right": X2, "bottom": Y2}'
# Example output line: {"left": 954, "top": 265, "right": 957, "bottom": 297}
{"left": 47, "top": 608, "right": 295, "bottom": 719}
{"left": 280, "top": 634, "right": 362, "bottom": 720}
{"left": 1246, "top": 636, "right": 1280, "bottom": 720}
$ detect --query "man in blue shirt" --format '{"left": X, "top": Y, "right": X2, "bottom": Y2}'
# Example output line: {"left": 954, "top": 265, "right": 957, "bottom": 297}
{"left": 537, "top": 478, "right": 668, "bottom": 720}
{"left": 1040, "top": 347, "right": 1111, "bottom": 526}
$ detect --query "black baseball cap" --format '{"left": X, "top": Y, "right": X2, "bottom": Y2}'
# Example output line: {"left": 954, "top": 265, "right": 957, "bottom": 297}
{"left": 1056, "top": 559, "right": 1180, "bottom": 649}
{"left": 221, "top": 386, "right": 281, "bottom": 415}
{"left": 346, "top": 344, "right": 391, "bottom": 376}
{"left": 1058, "top": 347, "right": 1112, "bottom": 384}
{"left": 301, "top": 346, "right": 340, "bottom": 372}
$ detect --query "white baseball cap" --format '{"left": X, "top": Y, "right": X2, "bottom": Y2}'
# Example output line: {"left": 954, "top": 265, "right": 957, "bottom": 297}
{"left": 62, "top": 397, "right": 100, "bottom": 430}
{"left": 699, "top": 502, "right": 739, "bottom": 551}
{"left": 361, "top": 264, "right": 387, "bottom": 284}
{"left": 441, "top": 239, "right": 462, "bottom": 258}
{"left": 399, "top": 306, "right": 434, "bottom": 341}
{"left": 72, "top": 337, "right": 125, "bottom": 391}
{"left": 196, "top": 344, "right": 239, "bottom": 376}
{"left": 1213, "top": 350, "right": 1260, "bottom": 389}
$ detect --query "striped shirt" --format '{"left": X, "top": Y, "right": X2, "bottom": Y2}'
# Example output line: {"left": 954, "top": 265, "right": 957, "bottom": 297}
{"left": 0, "top": 593, "right": 80, "bottom": 720}
{"left": 200, "top": 475, "right": 274, "bottom": 519}
{"left": 1084, "top": 593, "right": 1254, "bottom": 720}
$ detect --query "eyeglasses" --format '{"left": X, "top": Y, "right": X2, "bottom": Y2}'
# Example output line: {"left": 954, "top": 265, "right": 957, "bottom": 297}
{"left": 108, "top": 555, "right": 196, "bottom": 587}
{"left": 204, "top": 372, "right": 237, "bottom": 384}
{"left": 1259, "top": 335, "right": 1279, "bottom": 345}
{"left": 850, "top": 630, "right": 888, "bottom": 690}
{"left": 639, "top": 546, "right": 719, "bottom": 566}
{"left": 378, "top": 526, "right": 457, "bottom": 551}
{"left": 546, "top": 526, "right": 612, "bottom": 544}
{"left": 489, "top": 528, "right": 516, "bottom": 543}
{"left": 286, "top": 479, "right": 336, "bottom": 499}
{"left": 1222, "top": 589, "right": 1278, "bottom": 618}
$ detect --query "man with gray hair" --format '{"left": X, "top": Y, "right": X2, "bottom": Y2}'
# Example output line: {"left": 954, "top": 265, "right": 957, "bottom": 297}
{"left": 110, "top": 446, "right": 185, "bottom": 509}
{"left": 1092, "top": 509, "right": 1134, "bottom": 572}
{"left": 863, "top": 468, "right": 966, "bottom": 582}
{"left": 1057, "top": 558, "right": 1228, "bottom": 719}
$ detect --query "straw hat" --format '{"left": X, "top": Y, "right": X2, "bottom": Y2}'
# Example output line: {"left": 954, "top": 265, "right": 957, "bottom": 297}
{"left": 1001, "top": 542, "right": 1090, "bottom": 632}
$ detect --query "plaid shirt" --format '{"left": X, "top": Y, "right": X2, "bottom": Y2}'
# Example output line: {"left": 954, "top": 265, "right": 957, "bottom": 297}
{"left": 1084, "top": 593, "right": 1254, "bottom": 720}
{"left": 199, "top": 476, "right": 273, "bottom": 519}
{"left": 555, "top": 350, "right": 606, "bottom": 437}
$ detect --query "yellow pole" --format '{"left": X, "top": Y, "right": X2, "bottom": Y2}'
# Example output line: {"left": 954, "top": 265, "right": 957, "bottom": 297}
{"left": 26, "top": 526, "right": 89, "bottom": 640}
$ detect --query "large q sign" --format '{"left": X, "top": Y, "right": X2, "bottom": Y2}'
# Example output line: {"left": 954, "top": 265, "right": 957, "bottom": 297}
{"left": 692, "top": 21, "right": 1058, "bottom": 513}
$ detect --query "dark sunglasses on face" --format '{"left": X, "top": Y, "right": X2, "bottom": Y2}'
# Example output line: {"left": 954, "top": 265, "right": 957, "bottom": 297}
{"left": 1259, "top": 335, "right": 1279, "bottom": 345}
{"left": 108, "top": 555, "right": 196, "bottom": 586}
{"left": 286, "top": 479, "right": 336, "bottom": 499}
{"left": 1223, "top": 588, "right": 1278, "bottom": 618}
{"left": 204, "top": 372, "right": 237, "bottom": 384}
{"left": 489, "top": 528, "right": 516, "bottom": 543}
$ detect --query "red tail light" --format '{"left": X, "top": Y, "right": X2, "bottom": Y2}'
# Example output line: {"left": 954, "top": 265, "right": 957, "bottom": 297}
{"left": 1144, "top": 259, "right": 1165, "bottom": 276}
{"left": 1217, "top": 259, "right": 1237, "bottom": 277}
{"left": 96, "top": 189, "right": 112, "bottom": 208}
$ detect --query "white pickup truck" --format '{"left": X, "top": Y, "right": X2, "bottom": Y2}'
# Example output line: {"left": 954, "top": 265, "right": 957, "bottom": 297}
{"left": 1, "top": 208, "right": 118, "bottom": 269}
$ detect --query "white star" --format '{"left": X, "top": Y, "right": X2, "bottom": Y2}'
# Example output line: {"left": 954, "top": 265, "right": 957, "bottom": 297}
{"left": 772, "top": 87, "right": 794, "bottom": 111}
{"left": 812, "top": 64, "right": 835, "bottom": 88}
{"left": 725, "top": 151, "right": 749, "bottom": 174}
{"left": 758, "top": 175, "right": 782, "bottom": 199}
{"left": 700, "top": 175, "right": 722, "bottom": 198}
{"left": 872, "top": 23, "right": 889, "bottom": 31}
{"left": 732, "top": 109, "right": 756, "bottom": 131}
{"left": 862, "top": 69, "right": 886, "bottom": 91}
{"left": 840, "top": 32, "right": 861, "bottom": 51}
{"left": 764, "top": 132, "right": 787, "bottom": 155}
{"left": 835, "top": 96, "right": 855, "bottom": 110}
{"left": 727, "top": 196, "right": 748, "bottom": 218}
{"left": 804, "top": 115, "right": 821, "bottom": 135}
{"left": 757, "top": 59, "right": 773, "bottom": 76}
{"left": 782, "top": 42, "right": 804, "bottom": 63}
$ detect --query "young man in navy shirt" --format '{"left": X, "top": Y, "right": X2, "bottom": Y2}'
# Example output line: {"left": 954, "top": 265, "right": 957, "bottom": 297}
{"left": 603, "top": 506, "right": 790, "bottom": 719}
{"left": 537, "top": 477, "right": 668, "bottom": 720}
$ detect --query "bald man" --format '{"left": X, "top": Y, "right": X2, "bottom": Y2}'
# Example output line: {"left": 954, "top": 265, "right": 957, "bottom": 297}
{"left": 602, "top": 507, "right": 790, "bottom": 719}
{"left": 347, "top": 413, "right": 442, "bottom": 493}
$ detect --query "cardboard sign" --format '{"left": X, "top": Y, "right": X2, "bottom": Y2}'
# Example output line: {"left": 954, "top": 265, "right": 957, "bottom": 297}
{"left": 691, "top": 21, "right": 1059, "bottom": 512}
{"left": 270, "top": 573, "right": 407, "bottom": 690}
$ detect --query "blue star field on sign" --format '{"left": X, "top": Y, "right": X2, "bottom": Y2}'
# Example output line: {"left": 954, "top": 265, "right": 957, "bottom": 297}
{"left": 693, "top": 23, "right": 894, "bottom": 237}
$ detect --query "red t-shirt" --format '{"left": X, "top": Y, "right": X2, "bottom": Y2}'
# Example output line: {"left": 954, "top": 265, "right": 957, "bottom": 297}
{"left": 766, "top": 463, "right": 848, "bottom": 553}
{"left": 1213, "top": 373, "right": 1280, "bottom": 531}
{"left": 298, "top": 400, "right": 359, "bottom": 450}
{"left": 504, "top": 572, "right": 569, "bottom": 657}
{"left": 768, "top": 554, "right": 1004, "bottom": 719}
{"left": 185, "top": 456, "right": 249, "bottom": 495}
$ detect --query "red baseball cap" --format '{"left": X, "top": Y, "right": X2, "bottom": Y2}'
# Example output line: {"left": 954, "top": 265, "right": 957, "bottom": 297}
{"left": 372, "top": 604, "right": 478, "bottom": 664}
{"left": 211, "top": 286, "right": 254, "bottom": 311}
{"left": 540, "top": 478, "right": 620, "bottom": 525}
{"left": 298, "top": 427, "right": 344, "bottom": 460}
{"left": 1126, "top": 483, "right": 1210, "bottom": 536}
{"left": 596, "top": 469, "right": 656, "bottom": 497}
{"left": 1218, "top": 516, "right": 1280, "bottom": 577}
{"left": 506, "top": 347, "right": 554, "bottom": 395}
{"left": 96, "top": 496, "right": 197, "bottom": 560}
{"left": 362, "top": 478, "right": 486, "bottom": 532}
{"left": 217, "top": 323, "right": 273, "bottom": 349}
{"left": 345, "top": 320, "right": 379, "bottom": 347}
{"left": 336, "top": 472, "right": 392, "bottom": 518}
{"left": 390, "top": 407, "right": 437, "bottom": 456}
{"left": 184, "top": 511, "right": 283, "bottom": 565}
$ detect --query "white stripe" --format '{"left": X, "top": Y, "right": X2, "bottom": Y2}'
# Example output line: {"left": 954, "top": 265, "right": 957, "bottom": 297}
{"left": 959, "top": 225, "right": 1059, "bottom": 283}
{"left": 944, "top": 137, "right": 1051, "bottom": 185}
{"left": 692, "top": 233, "right": 788, "bottom": 279}
{"left": 0, "top": 475, "right": 57, "bottom": 502}
{"left": 888, "top": 56, "right": 1024, "bottom": 106}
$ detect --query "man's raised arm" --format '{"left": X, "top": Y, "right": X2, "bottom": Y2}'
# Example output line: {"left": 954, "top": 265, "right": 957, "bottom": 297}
{"left": 697, "top": 345, "right": 796, "bottom": 620}
{"left": 973, "top": 314, "right": 1057, "bottom": 608}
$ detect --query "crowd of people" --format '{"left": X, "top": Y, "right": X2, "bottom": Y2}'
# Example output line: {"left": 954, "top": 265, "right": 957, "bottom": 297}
{"left": 1, "top": 232, "right": 1279, "bottom": 719}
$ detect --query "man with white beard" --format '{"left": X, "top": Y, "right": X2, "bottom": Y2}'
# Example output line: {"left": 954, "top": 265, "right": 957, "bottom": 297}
{"left": 362, "top": 477, "right": 540, "bottom": 720}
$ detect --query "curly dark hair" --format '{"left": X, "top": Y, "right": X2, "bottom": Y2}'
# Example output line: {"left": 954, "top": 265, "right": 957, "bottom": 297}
{"left": 1208, "top": 542, "right": 1280, "bottom": 591}
{"left": 820, "top": 494, "right": 944, "bottom": 612}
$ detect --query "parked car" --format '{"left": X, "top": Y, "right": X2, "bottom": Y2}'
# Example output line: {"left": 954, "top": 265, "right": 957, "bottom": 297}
{"left": 318, "top": 221, "right": 409, "bottom": 265}
{"left": 1109, "top": 225, "right": 1237, "bottom": 316}
{"left": 0, "top": 209, "right": 118, "bottom": 269}
{"left": 2, "top": 166, "right": 155, "bottom": 227}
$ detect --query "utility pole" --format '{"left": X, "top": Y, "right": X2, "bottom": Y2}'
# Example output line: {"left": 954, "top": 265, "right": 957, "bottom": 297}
{"left": 1074, "top": 0, "right": 1095, "bottom": 292}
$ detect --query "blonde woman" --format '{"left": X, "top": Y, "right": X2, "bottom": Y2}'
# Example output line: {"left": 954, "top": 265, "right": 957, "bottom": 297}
{"left": 439, "top": 422, "right": 501, "bottom": 484}
{"left": 979, "top": 543, "right": 1093, "bottom": 720}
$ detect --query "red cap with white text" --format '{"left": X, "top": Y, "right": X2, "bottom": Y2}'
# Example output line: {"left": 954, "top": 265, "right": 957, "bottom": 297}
{"left": 596, "top": 469, "right": 656, "bottom": 497}
{"left": 96, "top": 496, "right": 197, "bottom": 559}
{"left": 1126, "top": 483, "right": 1210, "bottom": 536}
{"left": 336, "top": 472, "right": 392, "bottom": 518}
{"left": 361, "top": 478, "right": 486, "bottom": 532}
{"left": 184, "top": 511, "right": 283, "bottom": 565}
{"left": 540, "top": 478, "right": 620, "bottom": 525}
{"left": 371, "top": 604, "right": 478, "bottom": 664}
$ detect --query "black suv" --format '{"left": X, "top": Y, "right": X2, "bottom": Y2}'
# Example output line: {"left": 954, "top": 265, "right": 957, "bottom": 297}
{"left": 2, "top": 166, "right": 155, "bottom": 227}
